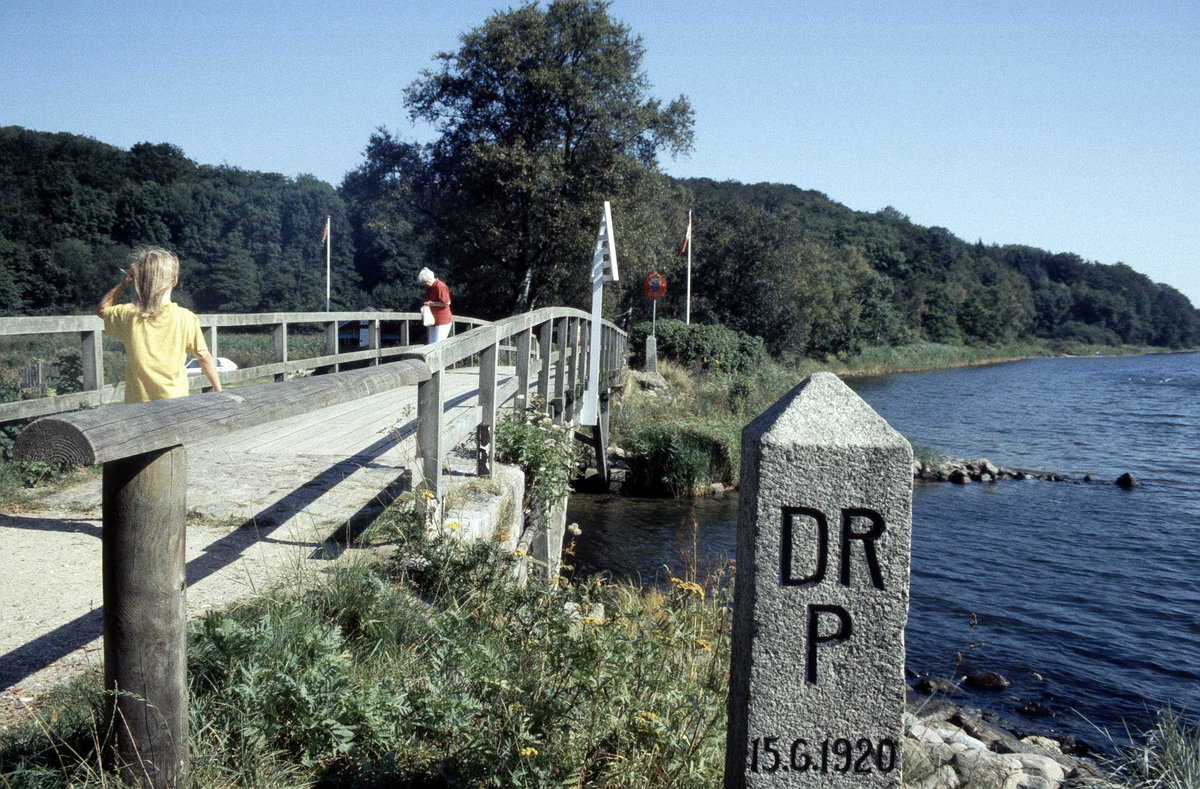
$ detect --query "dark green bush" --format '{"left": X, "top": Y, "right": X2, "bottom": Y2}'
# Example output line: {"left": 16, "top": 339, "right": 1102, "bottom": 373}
{"left": 622, "top": 422, "right": 734, "bottom": 497}
{"left": 629, "top": 319, "right": 765, "bottom": 373}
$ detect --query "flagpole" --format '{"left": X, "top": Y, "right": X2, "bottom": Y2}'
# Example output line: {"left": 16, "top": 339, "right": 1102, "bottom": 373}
{"left": 685, "top": 209, "right": 692, "bottom": 325}
{"left": 324, "top": 214, "right": 331, "bottom": 312}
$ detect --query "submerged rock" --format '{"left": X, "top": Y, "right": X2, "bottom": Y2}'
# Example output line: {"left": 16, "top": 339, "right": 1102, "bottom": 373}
{"left": 963, "top": 671, "right": 1010, "bottom": 690}
{"left": 1115, "top": 472, "right": 1137, "bottom": 489}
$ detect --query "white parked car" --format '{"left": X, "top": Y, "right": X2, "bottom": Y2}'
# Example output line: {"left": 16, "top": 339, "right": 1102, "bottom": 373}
{"left": 186, "top": 357, "right": 238, "bottom": 375}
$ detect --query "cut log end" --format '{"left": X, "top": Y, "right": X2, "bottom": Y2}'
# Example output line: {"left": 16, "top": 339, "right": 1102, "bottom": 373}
{"left": 12, "top": 417, "right": 97, "bottom": 466}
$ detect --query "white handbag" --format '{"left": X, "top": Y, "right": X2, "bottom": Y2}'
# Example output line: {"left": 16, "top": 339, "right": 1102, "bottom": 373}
{"left": 421, "top": 305, "right": 435, "bottom": 326}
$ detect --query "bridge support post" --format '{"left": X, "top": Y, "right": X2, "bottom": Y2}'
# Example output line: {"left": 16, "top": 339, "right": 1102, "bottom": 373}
{"left": 81, "top": 329, "right": 104, "bottom": 393}
{"left": 515, "top": 328, "right": 532, "bottom": 408}
{"left": 565, "top": 317, "right": 580, "bottom": 423}
{"left": 478, "top": 335, "right": 498, "bottom": 478}
{"left": 537, "top": 320, "right": 553, "bottom": 412}
{"left": 368, "top": 319, "right": 381, "bottom": 365}
{"left": 416, "top": 368, "right": 445, "bottom": 503}
{"left": 592, "top": 391, "right": 610, "bottom": 483}
{"left": 554, "top": 318, "right": 569, "bottom": 424}
{"left": 323, "top": 321, "right": 340, "bottom": 374}
{"left": 273, "top": 322, "right": 288, "bottom": 383}
{"left": 101, "top": 445, "right": 189, "bottom": 789}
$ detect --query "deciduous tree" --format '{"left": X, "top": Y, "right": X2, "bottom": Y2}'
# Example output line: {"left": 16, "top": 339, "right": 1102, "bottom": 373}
{"left": 403, "top": 0, "right": 693, "bottom": 315}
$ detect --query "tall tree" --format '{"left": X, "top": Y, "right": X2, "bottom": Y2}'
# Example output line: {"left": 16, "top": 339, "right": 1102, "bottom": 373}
{"left": 403, "top": 0, "right": 693, "bottom": 316}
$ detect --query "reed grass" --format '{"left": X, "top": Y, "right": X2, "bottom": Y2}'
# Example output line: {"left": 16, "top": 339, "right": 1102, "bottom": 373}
{"left": 1098, "top": 709, "right": 1200, "bottom": 789}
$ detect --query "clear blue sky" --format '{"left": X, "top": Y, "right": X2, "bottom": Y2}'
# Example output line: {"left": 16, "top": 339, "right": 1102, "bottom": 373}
{"left": 4, "top": 0, "right": 1197, "bottom": 306}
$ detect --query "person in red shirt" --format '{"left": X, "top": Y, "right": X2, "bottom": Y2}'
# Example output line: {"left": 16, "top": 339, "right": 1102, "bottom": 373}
{"left": 418, "top": 267, "right": 453, "bottom": 343}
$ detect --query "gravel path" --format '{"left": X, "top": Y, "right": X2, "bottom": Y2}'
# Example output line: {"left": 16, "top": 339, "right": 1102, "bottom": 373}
{"left": 0, "top": 441, "right": 417, "bottom": 730}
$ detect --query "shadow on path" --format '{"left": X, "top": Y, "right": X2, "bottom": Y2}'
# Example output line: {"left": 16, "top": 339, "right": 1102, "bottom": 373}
{"left": 0, "top": 377, "right": 509, "bottom": 690}
{"left": 0, "top": 426, "right": 417, "bottom": 691}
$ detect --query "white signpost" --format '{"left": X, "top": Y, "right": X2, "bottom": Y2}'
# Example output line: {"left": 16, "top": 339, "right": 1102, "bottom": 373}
{"left": 581, "top": 201, "right": 618, "bottom": 426}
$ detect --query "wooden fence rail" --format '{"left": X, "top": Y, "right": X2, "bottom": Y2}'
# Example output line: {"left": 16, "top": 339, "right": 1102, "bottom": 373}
{"left": 0, "top": 311, "right": 490, "bottom": 425}
{"left": 11, "top": 306, "right": 625, "bottom": 789}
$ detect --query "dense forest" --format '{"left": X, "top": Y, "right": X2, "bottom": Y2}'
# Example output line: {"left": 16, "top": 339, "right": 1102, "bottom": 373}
{"left": 3, "top": 1, "right": 1198, "bottom": 357}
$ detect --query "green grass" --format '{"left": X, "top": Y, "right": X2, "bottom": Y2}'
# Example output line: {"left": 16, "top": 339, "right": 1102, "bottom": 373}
{"left": 1099, "top": 709, "right": 1200, "bottom": 789}
{"left": 0, "top": 512, "right": 732, "bottom": 787}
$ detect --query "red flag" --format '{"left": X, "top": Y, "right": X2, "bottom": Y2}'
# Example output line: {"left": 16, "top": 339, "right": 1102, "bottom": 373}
{"left": 678, "top": 214, "right": 691, "bottom": 256}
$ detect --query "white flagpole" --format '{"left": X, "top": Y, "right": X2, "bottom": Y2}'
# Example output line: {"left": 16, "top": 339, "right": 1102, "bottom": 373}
{"left": 324, "top": 214, "right": 331, "bottom": 312}
{"left": 685, "top": 209, "right": 692, "bottom": 325}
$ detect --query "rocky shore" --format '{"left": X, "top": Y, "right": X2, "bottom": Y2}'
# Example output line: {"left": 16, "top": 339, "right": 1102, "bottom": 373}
{"left": 913, "top": 456, "right": 1137, "bottom": 489}
{"left": 904, "top": 692, "right": 1125, "bottom": 789}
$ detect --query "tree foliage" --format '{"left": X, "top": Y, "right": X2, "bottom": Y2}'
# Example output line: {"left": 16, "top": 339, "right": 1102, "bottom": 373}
{"left": 401, "top": 0, "right": 693, "bottom": 316}
{"left": 0, "top": 126, "right": 352, "bottom": 315}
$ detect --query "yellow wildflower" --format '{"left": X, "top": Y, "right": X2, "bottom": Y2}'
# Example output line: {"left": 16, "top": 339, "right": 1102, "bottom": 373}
{"left": 670, "top": 579, "right": 705, "bottom": 600}
{"left": 514, "top": 549, "right": 527, "bottom": 557}
{"left": 520, "top": 746, "right": 538, "bottom": 757}
{"left": 445, "top": 521, "right": 461, "bottom": 532}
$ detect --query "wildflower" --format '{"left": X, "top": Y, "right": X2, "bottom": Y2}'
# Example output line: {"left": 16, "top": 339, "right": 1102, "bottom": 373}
{"left": 581, "top": 616, "right": 603, "bottom": 627}
{"left": 670, "top": 578, "right": 705, "bottom": 600}
{"left": 567, "top": 522, "right": 582, "bottom": 536}
{"left": 514, "top": 549, "right": 527, "bottom": 557}
{"left": 520, "top": 746, "right": 538, "bottom": 757}
{"left": 634, "top": 710, "right": 660, "bottom": 735}
{"left": 445, "top": 521, "right": 461, "bottom": 532}
{"left": 419, "top": 490, "right": 436, "bottom": 500}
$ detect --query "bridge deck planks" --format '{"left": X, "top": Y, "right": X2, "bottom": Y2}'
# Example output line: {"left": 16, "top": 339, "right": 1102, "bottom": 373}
{"left": 194, "top": 368, "right": 510, "bottom": 463}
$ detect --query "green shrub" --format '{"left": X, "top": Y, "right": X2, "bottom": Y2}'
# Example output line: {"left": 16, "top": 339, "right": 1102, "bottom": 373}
{"left": 3, "top": 529, "right": 733, "bottom": 787}
{"left": 622, "top": 422, "right": 735, "bottom": 497}
{"left": 630, "top": 319, "right": 765, "bottom": 373}
{"left": 495, "top": 402, "right": 580, "bottom": 519}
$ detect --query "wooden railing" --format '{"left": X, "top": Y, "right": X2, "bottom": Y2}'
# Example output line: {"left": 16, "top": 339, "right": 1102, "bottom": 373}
{"left": 0, "top": 311, "right": 489, "bottom": 425}
{"left": 10, "top": 306, "right": 624, "bottom": 788}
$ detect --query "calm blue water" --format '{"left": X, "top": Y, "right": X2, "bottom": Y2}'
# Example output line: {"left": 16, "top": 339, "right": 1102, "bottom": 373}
{"left": 567, "top": 352, "right": 1200, "bottom": 745}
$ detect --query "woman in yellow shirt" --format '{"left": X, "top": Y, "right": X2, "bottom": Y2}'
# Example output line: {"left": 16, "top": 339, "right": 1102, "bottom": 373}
{"left": 97, "top": 247, "right": 222, "bottom": 403}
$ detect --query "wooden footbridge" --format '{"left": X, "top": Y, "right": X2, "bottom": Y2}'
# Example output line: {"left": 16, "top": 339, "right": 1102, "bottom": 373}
{"left": 5, "top": 308, "right": 625, "bottom": 493}
{"left": 1, "top": 307, "right": 626, "bottom": 786}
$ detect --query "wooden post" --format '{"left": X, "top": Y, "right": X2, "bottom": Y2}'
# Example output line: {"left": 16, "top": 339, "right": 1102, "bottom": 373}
{"left": 553, "top": 318, "right": 568, "bottom": 424}
{"left": 273, "top": 322, "right": 288, "bottom": 383}
{"left": 324, "top": 321, "right": 339, "bottom": 374}
{"left": 592, "top": 391, "right": 610, "bottom": 484}
{"left": 202, "top": 325, "right": 218, "bottom": 359}
{"left": 515, "top": 327, "right": 532, "bottom": 410}
{"left": 81, "top": 329, "right": 104, "bottom": 392}
{"left": 478, "top": 335, "right": 498, "bottom": 478}
{"left": 102, "top": 445, "right": 189, "bottom": 789}
{"left": 537, "top": 320, "right": 553, "bottom": 412}
{"left": 565, "top": 317, "right": 580, "bottom": 423}
{"left": 368, "top": 319, "right": 381, "bottom": 365}
{"left": 416, "top": 368, "right": 445, "bottom": 501}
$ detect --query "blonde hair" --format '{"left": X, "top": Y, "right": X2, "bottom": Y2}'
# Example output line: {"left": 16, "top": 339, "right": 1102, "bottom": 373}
{"left": 130, "top": 247, "right": 179, "bottom": 319}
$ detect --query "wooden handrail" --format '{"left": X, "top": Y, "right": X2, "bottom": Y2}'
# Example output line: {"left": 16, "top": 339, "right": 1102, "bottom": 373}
{"left": 13, "top": 359, "right": 432, "bottom": 466}
{"left": 0, "top": 311, "right": 489, "bottom": 424}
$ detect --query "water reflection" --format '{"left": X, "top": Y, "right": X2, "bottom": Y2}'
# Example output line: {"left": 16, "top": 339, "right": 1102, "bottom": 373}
{"left": 565, "top": 493, "right": 740, "bottom": 585}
